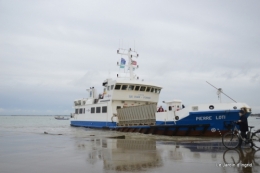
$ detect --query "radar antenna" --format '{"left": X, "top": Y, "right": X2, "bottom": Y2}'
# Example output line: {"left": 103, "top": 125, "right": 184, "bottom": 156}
{"left": 206, "top": 81, "right": 237, "bottom": 103}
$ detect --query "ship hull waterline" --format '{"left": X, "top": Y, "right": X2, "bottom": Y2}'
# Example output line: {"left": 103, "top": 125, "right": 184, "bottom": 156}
{"left": 70, "top": 111, "right": 249, "bottom": 137}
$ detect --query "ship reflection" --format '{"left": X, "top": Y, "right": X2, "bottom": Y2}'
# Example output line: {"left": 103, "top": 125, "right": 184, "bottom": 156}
{"left": 77, "top": 138, "right": 260, "bottom": 173}
{"left": 84, "top": 139, "right": 163, "bottom": 171}
{"left": 164, "top": 141, "right": 224, "bottom": 161}
{"left": 160, "top": 141, "right": 260, "bottom": 173}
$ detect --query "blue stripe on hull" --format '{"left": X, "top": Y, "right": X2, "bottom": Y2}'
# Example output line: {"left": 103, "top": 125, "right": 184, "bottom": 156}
{"left": 156, "top": 110, "right": 250, "bottom": 131}
{"left": 71, "top": 121, "right": 116, "bottom": 128}
{"left": 70, "top": 110, "right": 250, "bottom": 132}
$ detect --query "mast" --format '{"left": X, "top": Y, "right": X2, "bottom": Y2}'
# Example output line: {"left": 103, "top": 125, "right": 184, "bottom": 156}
{"left": 206, "top": 81, "right": 237, "bottom": 103}
{"left": 117, "top": 48, "right": 139, "bottom": 80}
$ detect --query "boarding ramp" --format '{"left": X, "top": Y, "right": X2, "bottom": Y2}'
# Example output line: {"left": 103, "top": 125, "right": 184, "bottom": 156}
{"left": 117, "top": 104, "right": 156, "bottom": 126}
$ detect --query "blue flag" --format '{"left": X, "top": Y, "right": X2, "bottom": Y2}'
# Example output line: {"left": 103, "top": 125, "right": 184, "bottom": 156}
{"left": 120, "top": 58, "right": 126, "bottom": 68}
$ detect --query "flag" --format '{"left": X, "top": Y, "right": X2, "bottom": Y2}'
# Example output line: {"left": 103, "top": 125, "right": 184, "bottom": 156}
{"left": 131, "top": 60, "right": 137, "bottom": 65}
{"left": 120, "top": 58, "right": 126, "bottom": 68}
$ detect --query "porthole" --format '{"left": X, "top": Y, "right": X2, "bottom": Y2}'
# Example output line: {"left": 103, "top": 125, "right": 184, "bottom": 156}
{"left": 209, "top": 105, "right": 214, "bottom": 110}
{"left": 175, "top": 116, "right": 179, "bottom": 120}
{"left": 233, "top": 106, "right": 237, "bottom": 110}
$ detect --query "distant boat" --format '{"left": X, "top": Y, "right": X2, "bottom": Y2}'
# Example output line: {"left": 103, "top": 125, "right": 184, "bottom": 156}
{"left": 55, "top": 116, "right": 69, "bottom": 120}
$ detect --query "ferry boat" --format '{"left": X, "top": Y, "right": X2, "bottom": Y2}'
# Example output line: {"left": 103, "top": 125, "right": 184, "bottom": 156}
{"left": 70, "top": 48, "right": 251, "bottom": 136}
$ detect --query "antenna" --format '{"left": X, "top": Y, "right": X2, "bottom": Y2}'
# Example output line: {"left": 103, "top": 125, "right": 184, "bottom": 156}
{"left": 134, "top": 40, "right": 135, "bottom": 51}
{"left": 117, "top": 48, "right": 139, "bottom": 80}
{"left": 206, "top": 81, "right": 237, "bottom": 103}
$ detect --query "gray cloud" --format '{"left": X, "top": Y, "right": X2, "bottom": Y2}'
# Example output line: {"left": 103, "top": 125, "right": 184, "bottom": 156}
{"left": 0, "top": 0, "right": 260, "bottom": 114}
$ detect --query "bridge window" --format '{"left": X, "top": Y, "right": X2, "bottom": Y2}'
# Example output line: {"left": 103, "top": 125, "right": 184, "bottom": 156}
{"left": 151, "top": 88, "right": 154, "bottom": 93}
{"left": 115, "top": 85, "right": 121, "bottom": 90}
{"left": 79, "top": 108, "right": 83, "bottom": 114}
{"left": 146, "top": 87, "right": 151, "bottom": 92}
{"left": 96, "top": 107, "right": 101, "bottom": 113}
{"left": 122, "top": 85, "right": 128, "bottom": 90}
{"left": 140, "top": 86, "right": 146, "bottom": 91}
{"left": 128, "top": 85, "right": 134, "bottom": 90}
{"left": 155, "top": 88, "right": 161, "bottom": 94}
{"left": 75, "top": 109, "right": 78, "bottom": 114}
{"left": 107, "top": 86, "right": 110, "bottom": 91}
{"left": 102, "top": 106, "right": 107, "bottom": 113}
{"left": 135, "top": 86, "right": 140, "bottom": 91}
{"left": 91, "top": 107, "right": 95, "bottom": 113}
{"left": 111, "top": 85, "right": 114, "bottom": 90}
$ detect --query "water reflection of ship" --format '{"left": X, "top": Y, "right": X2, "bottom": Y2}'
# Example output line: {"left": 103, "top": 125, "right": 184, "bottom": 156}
{"left": 181, "top": 141, "right": 224, "bottom": 152}
{"left": 159, "top": 141, "right": 224, "bottom": 161}
{"left": 85, "top": 139, "right": 162, "bottom": 171}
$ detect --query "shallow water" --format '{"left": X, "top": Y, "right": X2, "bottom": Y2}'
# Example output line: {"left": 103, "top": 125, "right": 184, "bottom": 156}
{"left": 0, "top": 116, "right": 259, "bottom": 173}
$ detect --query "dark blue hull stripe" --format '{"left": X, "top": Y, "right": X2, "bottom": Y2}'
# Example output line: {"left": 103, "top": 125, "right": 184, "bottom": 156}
{"left": 70, "top": 110, "right": 250, "bottom": 131}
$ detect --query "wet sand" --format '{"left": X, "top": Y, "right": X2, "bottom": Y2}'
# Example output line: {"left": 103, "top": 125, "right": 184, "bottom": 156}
{"left": 0, "top": 130, "right": 259, "bottom": 173}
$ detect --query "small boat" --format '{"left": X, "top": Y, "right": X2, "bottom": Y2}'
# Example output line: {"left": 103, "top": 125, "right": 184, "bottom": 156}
{"left": 55, "top": 116, "right": 69, "bottom": 120}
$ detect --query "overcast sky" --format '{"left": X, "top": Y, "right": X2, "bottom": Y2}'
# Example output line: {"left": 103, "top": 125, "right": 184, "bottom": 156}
{"left": 0, "top": 0, "right": 260, "bottom": 115}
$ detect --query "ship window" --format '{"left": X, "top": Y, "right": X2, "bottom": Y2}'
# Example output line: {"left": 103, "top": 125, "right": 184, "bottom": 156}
{"left": 111, "top": 85, "right": 114, "bottom": 90}
{"left": 91, "top": 107, "right": 95, "bottom": 113}
{"left": 146, "top": 87, "right": 151, "bottom": 92}
{"left": 115, "top": 85, "right": 121, "bottom": 90}
{"left": 151, "top": 88, "right": 154, "bottom": 93}
{"left": 121, "top": 85, "right": 128, "bottom": 90}
{"left": 140, "top": 86, "right": 146, "bottom": 91}
{"left": 128, "top": 85, "right": 134, "bottom": 90}
{"left": 79, "top": 108, "right": 83, "bottom": 114}
{"left": 75, "top": 109, "right": 78, "bottom": 114}
{"left": 155, "top": 88, "right": 160, "bottom": 94}
{"left": 116, "top": 106, "right": 121, "bottom": 109}
{"left": 96, "top": 107, "right": 101, "bottom": 113}
{"left": 83, "top": 108, "right": 85, "bottom": 114}
{"left": 102, "top": 106, "right": 107, "bottom": 113}
{"left": 169, "top": 106, "right": 172, "bottom": 111}
{"left": 134, "top": 86, "right": 140, "bottom": 91}
{"left": 107, "top": 86, "right": 110, "bottom": 91}
{"left": 192, "top": 106, "right": 198, "bottom": 111}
